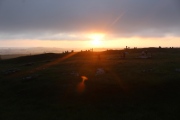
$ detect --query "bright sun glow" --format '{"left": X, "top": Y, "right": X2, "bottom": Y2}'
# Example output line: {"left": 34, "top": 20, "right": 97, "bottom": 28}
{"left": 88, "top": 33, "right": 105, "bottom": 46}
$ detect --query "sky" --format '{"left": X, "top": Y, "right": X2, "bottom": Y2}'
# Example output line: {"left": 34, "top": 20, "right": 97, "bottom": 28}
{"left": 0, "top": 0, "right": 180, "bottom": 48}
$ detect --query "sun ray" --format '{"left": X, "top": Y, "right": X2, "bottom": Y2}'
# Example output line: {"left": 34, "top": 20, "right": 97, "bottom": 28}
{"left": 7, "top": 52, "right": 78, "bottom": 79}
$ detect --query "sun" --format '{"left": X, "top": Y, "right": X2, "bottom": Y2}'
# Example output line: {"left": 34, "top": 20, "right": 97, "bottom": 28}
{"left": 88, "top": 33, "right": 105, "bottom": 46}
{"left": 92, "top": 39, "right": 101, "bottom": 45}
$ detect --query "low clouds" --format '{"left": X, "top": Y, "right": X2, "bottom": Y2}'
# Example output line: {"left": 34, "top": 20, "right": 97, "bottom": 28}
{"left": 0, "top": 0, "right": 180, "bottom": 40}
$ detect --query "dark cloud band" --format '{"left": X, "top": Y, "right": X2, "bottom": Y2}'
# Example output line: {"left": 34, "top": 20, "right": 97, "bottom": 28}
{"left": 0, "top": 0, "right": 180, "bottom": 40}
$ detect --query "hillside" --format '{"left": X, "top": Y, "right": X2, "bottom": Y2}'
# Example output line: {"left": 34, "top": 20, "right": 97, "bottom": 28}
{"left": 0, "top": 48, "right": 180, "bottom": 120}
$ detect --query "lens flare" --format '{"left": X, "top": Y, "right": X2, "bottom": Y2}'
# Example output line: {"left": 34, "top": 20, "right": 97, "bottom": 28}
{"left": 77, "top": 76, "right": 88, "bottom": 94}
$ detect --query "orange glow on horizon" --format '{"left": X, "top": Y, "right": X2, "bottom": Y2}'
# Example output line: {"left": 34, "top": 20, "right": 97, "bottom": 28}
{"left": 1, "top": 36, "right": 180, "bottom": 48}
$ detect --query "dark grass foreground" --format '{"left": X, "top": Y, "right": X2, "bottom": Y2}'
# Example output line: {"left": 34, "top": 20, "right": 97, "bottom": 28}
{"left": 0, "top": 48, "right": 180, "bottom": 120}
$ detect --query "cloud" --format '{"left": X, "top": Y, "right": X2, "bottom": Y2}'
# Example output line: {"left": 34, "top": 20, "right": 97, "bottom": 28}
{"left": 0, "top": 0, "right": 180, "bottom": 40}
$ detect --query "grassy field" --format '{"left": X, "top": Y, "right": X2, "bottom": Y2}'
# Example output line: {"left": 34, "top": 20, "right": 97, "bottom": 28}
{"left": 0, "top": 48, "right": 180, "bottom": 120}
{"left": 0, "top": 54, "right": 28, "bottom": 60}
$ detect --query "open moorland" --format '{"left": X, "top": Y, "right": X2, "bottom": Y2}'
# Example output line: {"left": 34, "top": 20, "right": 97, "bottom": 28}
{"left": 0, "top": 54, "right": 28, "bottom": 60}
{"left": 0, "top": 48, "right": 180, "bottom": 120}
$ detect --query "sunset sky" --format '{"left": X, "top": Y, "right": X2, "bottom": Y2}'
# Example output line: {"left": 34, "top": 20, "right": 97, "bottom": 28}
{"left": 0, "top": 0, "right": 180, "bottom": 48}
